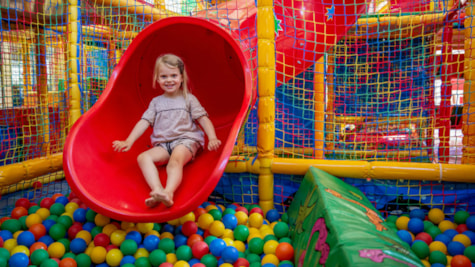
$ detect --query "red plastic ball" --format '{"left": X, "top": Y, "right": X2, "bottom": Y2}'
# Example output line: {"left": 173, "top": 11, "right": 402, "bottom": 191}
{"left": 451, "top": 255, "right": 472, "bottom": 267}
{"left": 187, "top": 234, "right": 204, "bottom": 248}
{"left": 159, "top": 263, "right": 174, "bottom": 267}
{"left": 233, "top": 258, "right": 250, "bottom": 267}
{"left": 192, "top": 241, "right": 209, "bottom": 259}
{"left": 250, "top": 207, "right": 264, "bottom": 216}
{"left": 68, "top": 224, "right": 83, "bottom": 240}
{"left": 106, "top": 244, "right": 118, "bottom": 251}
{"left": 0, "top": 237, "right": 3, "bottom": 247}
{"left": 11, "top": 207, "right": 29, "bottom": 219}
{"left": 94, "top": 233, "right": 111, "bottom": 247}
{"left": 194, "top": 208, "right": 207, "bottom": 219}
{"left": 275, "top": 242, "right": 295, "bottom": 261}
{"left": 235, "top": 206, "right": 248, "bottom": 215}
{"left": 40, "top": 197, "right": 55, "bottom": 209}
{"left": 59, "top": 257, "right": 77, "bottom": 267}
{"left": 414, "top": 232, "right": 433, "bottom": 245}
{"left": 51, "top": 193, "right": 64, "bottom": 201}
{"left": 32, "top": 181, "right": 43, "bottom": 189}
{"left": 182, "top": 221, "right": 198, "bottom": 237}
{"left": 29, "top": 223, "right": 47, "bottom": 240}
{"left": 15, "top": 198, "right": 31, "bottom": 209}
{"left": 456, "top": 224, "right": 469, "bottom": 233}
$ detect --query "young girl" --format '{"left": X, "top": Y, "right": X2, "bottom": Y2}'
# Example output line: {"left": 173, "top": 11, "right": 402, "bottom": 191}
{"left": 112, "top": 54, "right": 221, "bottom": 208}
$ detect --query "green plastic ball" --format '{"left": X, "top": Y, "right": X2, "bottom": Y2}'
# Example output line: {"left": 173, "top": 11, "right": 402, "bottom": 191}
{"left": 75, "top": 253, "right": 92, "bottom": 267}
{"left": 455, "top": 211, "right": 470, "bottom": 225}
{"left": 49, "top": 203, "right": 65, "bottom": 216}
{"left": 56, "top": 216, "right": 73, "bottom": 229}
{"left": 40, "top": 259, "right": 59, "bottom": 267}
{"left": 250, "top": 262, "right": 261, "bottom": 267}
{"left": 122, "top": 264, "right": 135, "bottom": 267}
{"left": 464, "top": 245, "right": 475, "bottom": 262}
{"left": 28, "top": 206, "right": 41, "bottom": 214}
{"left": 223, "top": 208, "right": 236, "bottom": 216}
{"left": 279, "top": 260, "right": 294, "bottom": 266}
{"left": 149, "top": 249, "right": 167, "bottom": 266}
{"left": 273, "top": 222, "right": 290, "bottom": 238}
{"left": 280, "top": 213, "right": 289, "bottom": 223}
{"left": 426, "top": 226, "right": 442, "bottom": 239}
{"left": 134, "top": 257, "right": 151, "bottom": 267}
{"left": 176, "top": 245, "right": 192, "bottom": 261}
{"left": 158, "top": 238, "right": 175, "bottom": 254}
{"left": 46, "top": 215, "right": 58, "bottom": 222}
{"left": 279, "top": 237, "right": 293, "bottom": 244}
{"left": 246, "top": 253, "right": 261, "bottom": 264}
{"left": 386, "top": 215, "right": 398, "bottom": 224}
{"left": 0, "top": 257, "right": 6, "bottom": 267}
{"left": 0, "top": 219, "right": 21, "bottom": 233}
{"left": 49, "top": 224, "right": 66, "bottom": 240}
{"left": 62, "top": 252, "right": 76, "bottom": 259}
{"left": 152, "top": 223, "right": 162, "bottom": 232}
{"left": 429, "top": 251, "right": 447, "bottom": 265}
{"left": 120, "top": 239, "right": 138, "bottom": 256}
{"left": 85, "top": 209, "right": 97, "bottom": 222}
{"left": 31, "top": 249, "right": 50, "bottom": 265}
{"left": 208, "top": 209, "right": 222, "bottom": 221}
{"left": 18, "top": 216, "right": 28, "bottom": 230}
{"left": 248, "top": 238, "right": 264, "bottom": 254}
{"left": 0, "top": 248, "right": 10, "bottom": 261}
{"left": 57, "top": 238, "right": 70, "bottom": 252}
{"left": 423, "top": 220, "right": 434, "bottom": 232}
{"left": 91, "top": 226, "right": 103, "bottom": 238}
{"left": 204, "top": 236, "right": 217, "bottom": 246}
{"left": 263, "top": 234, "right": 278, "bottom": 242}
{"left": 234, "top": 225, "right": 249, "bottom": 242}
{"left": 411, "top": 241, "right": 430, "bottom": 259}
{"left": 200, "top": 254, "right": 218, "bottom": 267}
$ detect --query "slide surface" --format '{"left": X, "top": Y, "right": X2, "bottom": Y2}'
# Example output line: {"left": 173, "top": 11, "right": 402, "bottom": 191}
{"left": 64, "top": 17, "right": 253, "bottom": 222}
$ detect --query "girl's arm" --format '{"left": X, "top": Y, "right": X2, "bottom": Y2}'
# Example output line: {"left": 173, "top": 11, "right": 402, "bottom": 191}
{"left": 112, "top": 119, "right": 150, "bottom": 152}
{"left": 197, "top": 116, "right": 221, "bottom": 151}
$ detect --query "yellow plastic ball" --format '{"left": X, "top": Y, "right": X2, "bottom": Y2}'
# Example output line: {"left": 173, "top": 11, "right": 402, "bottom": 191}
{"left": 25, "top": 214, "right": 43, "bottom": 228}
{"left": 76, "top": 230, "right": 92, "bottom": 244}
{"left": 161, "top": 232, "right": 174, "bottom": 240}
{"left": 103, "top": 224, "right": 119, "bottom": 236}
{"left": 136, "top": 223, "right": 154, "bottom": 234}
{"left": 145, "top": 230, "right": 160, "bottom": 237}
{"left": 247, "top": 233, "right": 263, "bottom": 243}
{"left": 174, "top": 260, "right": 191, "bottom": 267}
{"left": 95, "top": 214, "right": 111, "bottom": 227}
{"left": 179, "top": 212, "right": 196, "bottom": 224}
{"left": 249, "top": 213, "right": 264, "bottom": 229}
{"left": 233, "top": 240, "right": 246, "bottom": 252}
{"left": 85, "top": 246, "right": 94, "bottom": 256}
{"left": 90, "top": 246, "right": 107, "bottom": 264}
{"left": 263, "top": 240, "right": 279, "bottom": 255}
{"left": 134, "top": 248, "right": 150, "bottom": 259}
{"left": 48, "top": 242, "right": 66, "bottom": 258}
{"left": 261, "top": 229, "right": 275, "bottom": 238}
{"left": 219, "top": 263, "right": 233, "bottom": 267}
{"left": 65, "top": 202, "right": 79, "bottom": 214}
{"left": 198, "top": 214, "right": 215, "bottom": 230}
{"left": 209, "top": 221, "right": 225, "bottom": 237}
{"left": 429, "top": 241, "right": 447, "bottom": 254}
{"left": 205, "top": 205, "right": 218, "bottom": 212}
{"left": 222, "top": 229, "right": 235, "bottom": 240}
{"left": 447, "top": 255, "right": 453, "bottom": 265}
{"left": 106, "top": 248, "right": 124, "bottom": 267}
{"left": 110, "top": 230, "right": 126, "bottom": 246}
{"left": 166, "top": 253, "right": 177, "bottom": 264}
{"left": 421, "top": 259, "right": 431, "bottom": 267}
{"left": 428, "top": 208, "right": 445, "bottom": 224}
{"left": 453, "top": 234, "right": 472, "bottom": 247}
{"left": 4, "top": 239, "right": 18, "bottom": 252}
{"left": 13, "top": 231, "right": 23, "bottom": 239}
{"left": 439, "top": 220, "right": 455, "bottom": 232}
{"left": 261, "top": 254, "right": 280, "bottom": 265}
{"left": 235, "top": 211, "right": 249, "bottom": 225}
{"left": 121, "top": 222, "right": 135, "bottom": 230}
{"left": 11, "top": 245, "right": 30, "bottom": 257}
{"left": 395, "top": 216, "right": 410, "bottom": 230}
{"left": 35, "top": 208, "right": 51, "bottom": 220}
{"left": 222, "top": 238, "right": 234, "bottom": 246}
{"left": 168, "top": 218, "right": 181, "bottom": 226}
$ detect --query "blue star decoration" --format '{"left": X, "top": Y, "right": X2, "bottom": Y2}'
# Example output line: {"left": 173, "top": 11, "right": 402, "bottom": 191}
{"left": 326, "top": 5, "right": 335, "bottom": 21}
{"left": 274, "top": 12, "right": 283, "bottom": 36}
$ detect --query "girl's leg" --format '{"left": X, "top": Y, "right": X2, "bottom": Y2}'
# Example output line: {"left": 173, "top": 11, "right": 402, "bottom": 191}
{"left": 137, "top": 146, "right": 169, "bottom": 207}
{"left": 160, "top": 145, "right": 193, "bottom": 207}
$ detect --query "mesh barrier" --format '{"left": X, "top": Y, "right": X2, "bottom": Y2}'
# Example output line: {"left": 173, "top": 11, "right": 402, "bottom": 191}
{"left": 0, "top": 0, "right": 474, "bottom": 218}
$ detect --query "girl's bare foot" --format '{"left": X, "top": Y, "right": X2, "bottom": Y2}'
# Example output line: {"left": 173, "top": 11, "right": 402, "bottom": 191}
{"left": 150, "top": 189, "right": 174, "bottom": 208}
{"left": 145, "top": 197, "right": 159, "bottom": 208}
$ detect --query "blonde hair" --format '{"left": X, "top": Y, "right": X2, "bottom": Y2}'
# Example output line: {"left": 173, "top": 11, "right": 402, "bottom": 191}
{"left": 153, "top": 54, "right": 190, "bottom": 98}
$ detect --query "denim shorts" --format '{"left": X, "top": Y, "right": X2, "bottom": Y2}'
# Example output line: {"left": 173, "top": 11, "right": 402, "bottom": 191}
{"left": 156, "top": 139, "right": 201, "bottom": 159}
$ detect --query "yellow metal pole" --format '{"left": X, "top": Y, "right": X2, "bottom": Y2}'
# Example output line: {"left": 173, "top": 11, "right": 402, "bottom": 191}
{"left": 256, "top": 0, "right": 275, "bottom": 214}
{"left": 314, "top": 58, "right": 325, "bottom": 159}
{"left": 68, "top": 0, "right": 82, "bottom": 125}
{"left": 463, "top": 3, "right": 475, "bottom": 164}
{"left": 35, "top": 28, "right": 51, "bottom": 155}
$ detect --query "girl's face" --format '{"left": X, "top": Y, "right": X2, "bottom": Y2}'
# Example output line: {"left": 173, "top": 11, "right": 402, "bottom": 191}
{"left": 157, "top": 63, "right": 183, "bottom": 96}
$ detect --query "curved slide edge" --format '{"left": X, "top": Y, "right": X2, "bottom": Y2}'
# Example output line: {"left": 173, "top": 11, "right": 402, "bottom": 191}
{"left": 63, "top": 17, "right": 253, "bottom": 222}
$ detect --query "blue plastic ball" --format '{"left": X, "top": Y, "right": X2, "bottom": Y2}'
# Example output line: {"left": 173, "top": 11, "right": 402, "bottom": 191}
{"left": 196, "top": 228, "right": 204, "bottom": 236}
{"left": 409, "top": 209, "right": 425, "bottom": 220}
{"left": 70, "top": 238, "right": 88, "bottom": 254}
{"left": 42, "top": 219, "right": 56, "bottom": 232}
{"left": 434, "top": 234, "right": 452, "bottom": 246}
{"left": 222, "top": 214, "right": 238, "bottom": 230}
{"left": 189, "top": 258, "right": 200, "bottom": 266}
{"left": 17, "top": 231, "right": 35, "bottom": 247}
{"left": 221, "top": 246, "right": 239, "bottom": 263}
{"left": 125, "top": 230, "right": 142, "bottom": 245}
{"left": 0, "top": 230, "right": 13, "bottom": 241}
{"left": 174, "top": 225, "right": 183, "bottom": 235}
{"left": 73, "top": 208, "right": 87, "bottom": 223}
{"left": 143, "top": 235, "right": 160, "bottom": 252}
{"left": 55, "top": 196, "right": 69, "bottom": 205}
{"left": 8, "top": 252, "right": 29, "bottom": 267}
{"left": 407, "top": 218, "right": 424, "bottom": 234}
{"left": 397, "top": 230, "right": 413, "bottom": 245}
{"left": 463, "top": 231, "right": 475, "bottom": 244}
{"left": 266, "top": 209, "right": 281, "bottom": 223}
{"left": 38, "top": 235, "right": 54, "bottom": 246}
{"left": 448, "top": 241, "right": 466, "bottom": 256}
{"left": 466, "top": 216, "right": 475, "bottom": 231}
{"left": 174, "top": 234, "right": 187, "bottom": 248}
{"left": 201, "top": 202, "right": 211, "bottom": 208}
{"left": 96, "top": 263, "right": 109, "bottom": 267}
{"left": 209, "top": 238, "right": 226, "bottom": 257}
{"left": 82, "top": 222, "right": 95, "bottom": 232}
{"left": 430, "top": 264, "right": 446, "bottom": 267}
{"left": 162, "top": 224, "right": 175, "bottom": 233}
{"left": 444, "top": 229, "right": 459, "bottom": 240}
{"left": 121, "top": 255, "right": 136, "bottom": 265}
{"left": 226, "top": 204, "right": 238, "bottom": 210}
{"left": 262, "top": 264, "right": 277, "bottom": 267}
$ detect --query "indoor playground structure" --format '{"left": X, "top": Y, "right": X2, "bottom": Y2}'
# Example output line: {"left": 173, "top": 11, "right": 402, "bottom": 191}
{"left": 1, "top": 0, "right": 475, "bottom": 266}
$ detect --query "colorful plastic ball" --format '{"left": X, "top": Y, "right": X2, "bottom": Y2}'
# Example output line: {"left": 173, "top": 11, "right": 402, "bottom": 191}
{"left": 248, "top": 237, "right": 265, "bottom": 255}
{"left": 453, "top": 234, "right": 472, "bottom": 247}
{"left": 208, "top": 209, "right": 222, "bottom": 221}
{"left": 411, "top": 240, "right": 430, "bottom": 259}
{"left": 439, "top": 220, "right": 455, "bottom": 233}
{"left": 192, "top": 241, "right": 209, "bottom": 259}
{"left": 38, "top": 235, "right": 55, "bottom": 246}
{"left": 233, "top": 258, "right": 250, "bottom": 267}
{"left": 29, "top": 223, "right": 47, "bottom": 240}
{"left": 120, "top": 239, "right": 138, "bottom": 256}
{"left": 222, "top": 214, "right": 238, "bottom": 230}
{"left": 1, "top": 219, "right": 21, "bottom": 233}
{"left": 197, "top": 214, "right": 214, "bottom": 230}
{"left": 407, "top": 218, "right": 424, "bottom": 235}
{"left": 426, "top": 226, "right": 443, "bottom": 239}
{"left": 8, "top": 252, "right": 29, "bottom": 267}
{"left": 423, "top": 220, "right": 434, "bottom": 232}
{"left": 444, "top": 229, "right": 459, "bottom": 240}
{"left": 209, "top": 221, "right": 225, "bottom": 237}
{"left": 233, "top": 225, "right": 249, "bottom": 242}
{"left": 147, "top": 249, "right": 165, "bottom": 266}
{"left": 40, "top": 198, "right": 54, "bottom": 209}
{"left": 275, "top": 242, "right": 294, "bottom": 262}
{"left": 209, "top": 238, "right": 226, "bottom": 257}
{"left": 174, "top": 245, "right": 191, "bottom": 262}
{"left": 187, "top": 234, "right": 204, "bottom": 248}
{"left": 464, "top": 245, "right": 475, "bottom": 262}
{"left": 262, "top": 254, "right": 279, "bottom": 266}
{"left": 49, "top": 223, "right": 67, "bottom": 240}
{"left": 72, "top": 208, "right": 87, "bottom": 223}
{"left": 414, "top": 232, "right": 432, "bottom": 245}
{"left": 181, "top": 221, "right": 198, "bottom": 237}
{"left": 434, "top": 234, "right": 451, "bottom": 246}
{"left": 158, "top": 238, "right": 175, "bottom": 254}
{"left": 448, "top": 241, "right": 466, "bottom": 256}
{"left": 201, "top": 254, "right": 218, "bottom": 267}
{"left": 221, "top": 246, "right": 239, "bottom": 263}
{"left": 428, "top": 209, "right": 445, "bottom": 225}
{"left": 235, "top": 211, "right": 248, "bottom": 226}
{"left": 248, "top": 213, "right": 264, "bottom": 229}
{"left": 456, "top": 224, "right": 469, "bottom": 234}
{"left": 94, "top": 233, "right": 111, "bottom": 247}
{"left": 17, "top": 230, "right": 35, "bottom": 247}
{"left": 273, "top": 222, "right": 289, "bottom": 239}
{"left": 70, "top": 238, "right": 88, "bottom": 254}
{"left": 11, "top": 207, "right": 29, "bottom": 220}
{"left": 11, "top": 245, "right": 30, "bottom": 257}
{"left": 48, "top": 241, "right": 66, "bottom": 258}
{"left": 463, "top": 231, "right": 475, "bottom": 244}
{"left": 451, "top": 254, "right": 472, "bottom": 267}
{"left": 174, "top": 234, "right": 188, "bottom": 248}
{"left": 59, "top": 257, "right": 77, "bottom": 267}
{"left": 143, "top": 235, "right": 159, "bottom": 252}
{"left": 429, "top": 250, "right": 447, "bottom": 265}
{"left": 454, "top": 211, "right": 470, "bottom": 225}
{"left": 265, "top": 209, "right": 280, "bottom": 223}
{"left": 125, "top": 230, "right": 142, "bottom": 245}
{"left": 429, "top": 241, "right": 448, "bottom": 254}
{"left": 30, "top": 248, "right": 50, "bottom": 265}
{"left": 121, "top": 255, "right": 136, "bottom": 265}
{"left": 30, "top": 241, "right": 47, "bottom": 253}
{"left": 395, "top": 216, "right": 410, "bottom": 230}
{"left": 397, "top": 230, "right": 413, "bottom": 245}
{"left": 409, "top": 209, "right": 425, "bottom": 220}
{"left": 466, "top": 216, "right": 475, "bottom": 231}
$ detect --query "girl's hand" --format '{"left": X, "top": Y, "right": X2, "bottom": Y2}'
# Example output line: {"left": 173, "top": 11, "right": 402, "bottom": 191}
{"left": 207, "top": 138, "right": 222, "bottom": 151}
{"left": 112, "top": 140, "right": 133, "bottom": 152}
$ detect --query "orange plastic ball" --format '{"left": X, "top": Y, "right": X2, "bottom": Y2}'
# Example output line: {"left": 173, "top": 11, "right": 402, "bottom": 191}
{"left": 29, "top": 223, "right": 47, "bottom": 240}
{"left": 275, "top": 242, "right": 294, "bottom": 261}
{"left": 187, "top": 234, "right": 204, "bottom": 247}
{"left": 451, "top": 255, "right": 472, "bottom": 267}
{"left": 11, "top": 207, "right": 29, "bottom": 219}
{"left": 59, "top": 257, "right": 78, "bottom": 267}
{"left": 30, "top": 242, "right": 48, "bottom": 253}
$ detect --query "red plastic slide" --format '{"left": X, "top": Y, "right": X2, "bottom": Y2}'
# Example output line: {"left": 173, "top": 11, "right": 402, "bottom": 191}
{"left": 64, "top": 0, "right": 366, "bottom": 222}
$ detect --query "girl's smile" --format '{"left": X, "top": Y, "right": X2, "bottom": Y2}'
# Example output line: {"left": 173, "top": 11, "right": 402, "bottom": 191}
{"left": 157, "top": 64, "right": 183, "bottom": 96}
